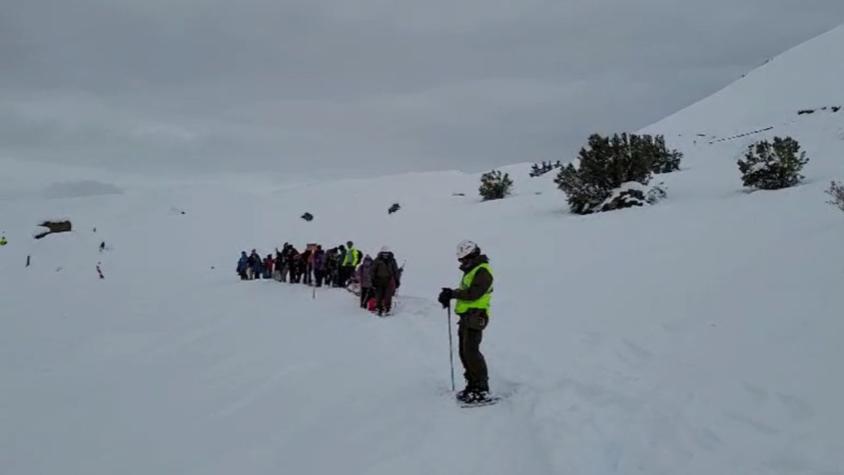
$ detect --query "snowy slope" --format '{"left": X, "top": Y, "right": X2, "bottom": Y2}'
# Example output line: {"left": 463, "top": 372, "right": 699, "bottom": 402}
{"left": 2, "top": 26, "right": 844, "bottom": 475}
{"left": 647, "top": 24, "right": 844, "bottom": 138}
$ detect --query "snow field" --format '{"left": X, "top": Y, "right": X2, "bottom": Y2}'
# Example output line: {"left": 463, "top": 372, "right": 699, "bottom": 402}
{"left": 2, "top": 24, "right": 844, "bottom": 475}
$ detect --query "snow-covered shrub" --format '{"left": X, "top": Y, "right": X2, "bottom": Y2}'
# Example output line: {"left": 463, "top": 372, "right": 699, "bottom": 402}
{"left": 827, "top": 181, "right": 844, "bottom": 212}
{"left": 598, "top": 182, "right": 648, "bottom": 211}
{"left": 530, "top": 161, "right": 563, "bottom": 177}
{"left": 595, "top": 182, "right": 668, "bottom": 212}
{"left": 645, "top": 182, "right": 668, "bottom": 205}
{"left": 646, "top": 135, "right": 683, "bottom": 174}
{"left": 555, "top": 133, "right": 671, "bottom": 214}
{"left": 738, "top": 137, "right": 809, "bottom": 190}
{"left": 479, "top": 170, "right": 513, "bottom": 201}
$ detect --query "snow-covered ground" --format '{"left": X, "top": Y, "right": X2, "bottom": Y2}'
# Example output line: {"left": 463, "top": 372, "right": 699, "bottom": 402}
{"left": 2, "top": 25, "right": 843, "bottom": 475}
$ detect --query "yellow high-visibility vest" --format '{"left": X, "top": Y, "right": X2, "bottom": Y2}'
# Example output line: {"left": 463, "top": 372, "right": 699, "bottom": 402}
{"left": 455, "top": 263, "right": 493, "bottom": 314}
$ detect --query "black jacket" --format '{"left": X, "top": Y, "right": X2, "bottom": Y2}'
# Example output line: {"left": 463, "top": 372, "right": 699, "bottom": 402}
{"left": 372, "top": 252, "right": 400, "bottom": 287}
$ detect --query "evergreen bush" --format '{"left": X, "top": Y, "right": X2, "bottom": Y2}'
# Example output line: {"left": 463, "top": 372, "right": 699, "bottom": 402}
{"left": 555, "top": 133, "right": 678, "bottom": 214}
{"left": 737, "top": 137, "right": 809, "bottom": 190}
{"left": 479, "top": 170, "right": 514, "bottom": 201}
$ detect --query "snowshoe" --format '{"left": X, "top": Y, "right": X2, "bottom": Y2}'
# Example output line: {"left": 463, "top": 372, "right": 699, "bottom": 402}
{"left": 458, "top": 391, "right": 500, "bottom": 408}
{"left": 455, "top": 387, "right": 473, "bottom": 402}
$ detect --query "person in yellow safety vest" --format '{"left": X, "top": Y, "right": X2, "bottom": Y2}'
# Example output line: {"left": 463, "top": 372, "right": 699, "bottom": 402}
{"left": 341, "top": 241, "right": 361, "bottom": 285}
{"left": 0, "top": 235, "right": 7, "bottom": 246}
{"left": 438, "top": 240, "right": 493, "bottom": 405}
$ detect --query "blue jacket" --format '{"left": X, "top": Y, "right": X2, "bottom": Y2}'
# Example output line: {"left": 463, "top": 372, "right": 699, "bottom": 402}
{"left": 237, "top": 254, "right": 248, "bottom": 272}
{"left": 250, "top": 253, "right": 263, "bottom": 271}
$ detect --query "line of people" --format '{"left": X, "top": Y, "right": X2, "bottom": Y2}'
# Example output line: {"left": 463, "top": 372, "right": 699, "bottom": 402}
{"left": 355, "top": 246, "right": 402, "bottom": 316}
{"left": 237, "top": 250, "right": 276, "bottom": 280}
{"left": 236, "top": 240, "right": 402, "bottom": 316}
{"left": 237, "top": 238, "right": 496, "bottom": 405}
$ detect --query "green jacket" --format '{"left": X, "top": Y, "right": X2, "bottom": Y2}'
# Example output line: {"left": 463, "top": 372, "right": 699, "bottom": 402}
{"left": 344, "top": 247, "right": 361, "bottom": 267}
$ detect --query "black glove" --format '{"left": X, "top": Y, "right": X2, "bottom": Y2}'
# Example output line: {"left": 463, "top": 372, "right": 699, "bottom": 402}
{"left": 438, "top": 288, "right": 453, "bottom": 308}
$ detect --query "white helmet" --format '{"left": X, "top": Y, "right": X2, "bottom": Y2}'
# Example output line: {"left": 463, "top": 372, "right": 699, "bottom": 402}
{"left": 456, "top": 240, "right": 479, "bottom": 259}
{"left": 380, "top": 245, "right": 391, "bottom": 254}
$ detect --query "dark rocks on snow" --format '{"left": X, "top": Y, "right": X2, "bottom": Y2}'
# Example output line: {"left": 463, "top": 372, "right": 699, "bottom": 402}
{"left": 34, "top": 220, "right": 72, "bottom": 240}
{"left": 599, "top": 188, "right": 647, "bottom": 213}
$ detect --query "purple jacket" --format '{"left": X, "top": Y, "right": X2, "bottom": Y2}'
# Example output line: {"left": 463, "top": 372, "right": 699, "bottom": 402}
{"left": 357, "top": 257, "right": 374, "bottom": 287}
{"left": 313, "top": 251, "right": 326, "bottom": 271}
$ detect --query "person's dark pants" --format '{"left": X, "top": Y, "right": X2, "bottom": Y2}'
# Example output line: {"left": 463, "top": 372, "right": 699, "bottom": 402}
{"left": 458, "top": 311, "right": 489, "bottom": 392}
{"left": 374, "top": 284, "right": 386, "bottom": 313}
{"left": 360, "top": 287, "right": 372, "bottom": 308}
{"left": 314, "top": 271, "right": 324, "bottom": 287}
{"left": 374, "top": 280, "right": 396, "bottom": 314}
{"left": 239, "top": 271, "right": 247, "bottom": 280}
{"left": 334, "top": 266, "right": 348, "bottom": 286}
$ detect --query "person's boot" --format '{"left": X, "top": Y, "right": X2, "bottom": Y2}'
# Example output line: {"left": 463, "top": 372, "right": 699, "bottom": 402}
{"left": 464, "top": 390, "right": 490, "bottom": 404}
{"left": 456, "top": 385, "right": 474, "bottom": 402}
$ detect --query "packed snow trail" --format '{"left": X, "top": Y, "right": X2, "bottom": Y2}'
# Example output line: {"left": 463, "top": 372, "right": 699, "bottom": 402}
{"left": 0, "top": 272, "right": 554, "bottom": 475}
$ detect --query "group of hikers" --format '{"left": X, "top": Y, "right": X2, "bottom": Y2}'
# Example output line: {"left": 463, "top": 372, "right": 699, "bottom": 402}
{"left": 235, "top": 238, "right": 495, "bottom": 405}
{"left": 236, "top": 241, "right": 403, "bottom": 316}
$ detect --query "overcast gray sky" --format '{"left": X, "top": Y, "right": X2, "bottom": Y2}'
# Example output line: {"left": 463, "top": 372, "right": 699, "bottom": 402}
{"left": 2, "top": 0, "right": 843, "bottom": 176}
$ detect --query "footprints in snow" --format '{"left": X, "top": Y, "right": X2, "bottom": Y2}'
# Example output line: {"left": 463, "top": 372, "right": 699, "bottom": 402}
{"left": 577, "top": 331, "right": 656, "bottom": 368}
{"left": 740, "top": 382, "right": 815, "bottom": 421}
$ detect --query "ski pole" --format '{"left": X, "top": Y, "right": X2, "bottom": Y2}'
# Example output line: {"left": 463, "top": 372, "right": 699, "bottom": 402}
{"left": 447, "top": 304, "right": 455, "bottom": 392}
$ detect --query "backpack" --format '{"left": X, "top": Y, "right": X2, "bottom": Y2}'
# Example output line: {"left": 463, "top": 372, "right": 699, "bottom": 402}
{"left": 372, "top": 257, "right": 394, "bottom": 285}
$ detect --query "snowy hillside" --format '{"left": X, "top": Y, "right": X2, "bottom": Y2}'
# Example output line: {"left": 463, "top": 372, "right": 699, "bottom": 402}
{"left": 2, "top": 27, "right": 844, "bottom": 475}
{"left": 647, "top": 24, "right": 844, "bottom": 138}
